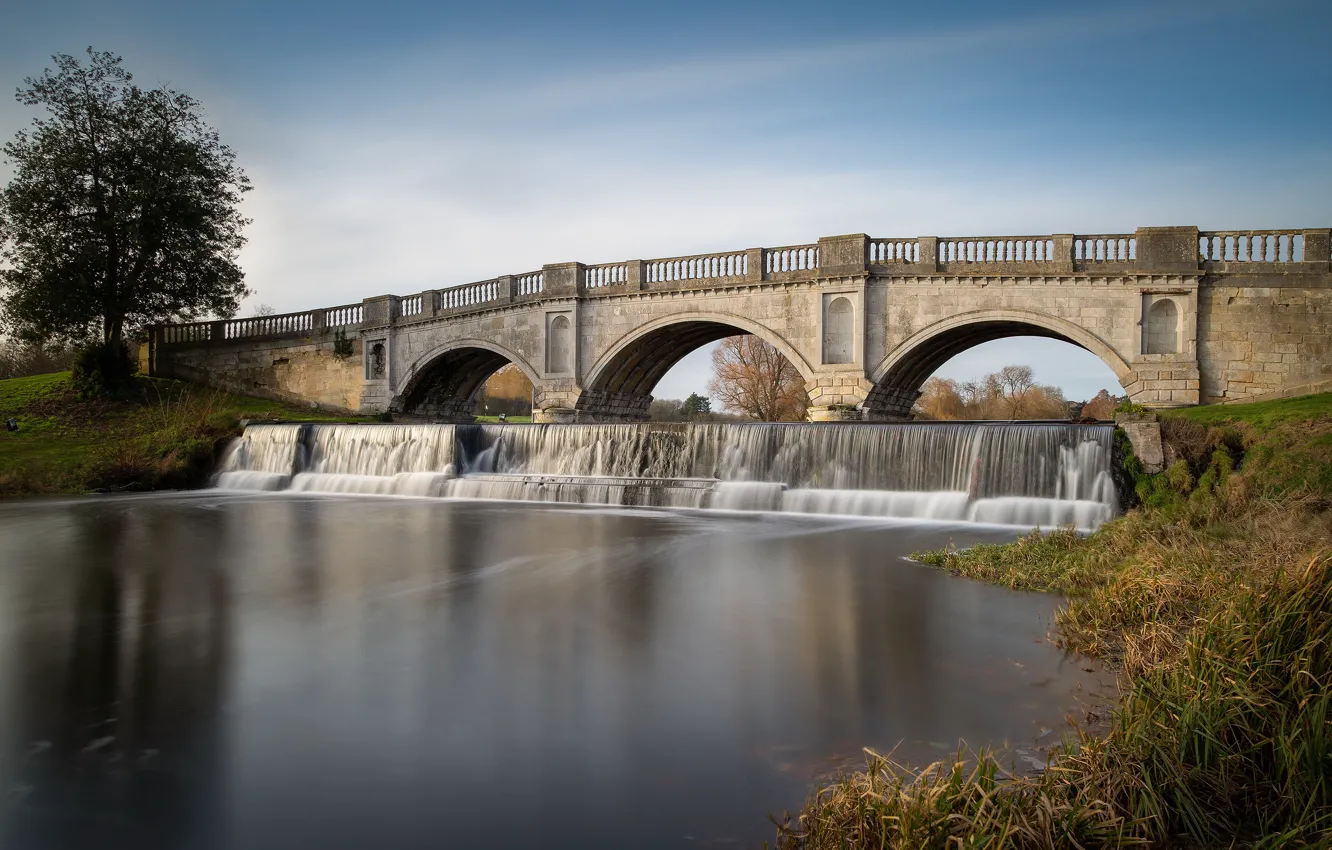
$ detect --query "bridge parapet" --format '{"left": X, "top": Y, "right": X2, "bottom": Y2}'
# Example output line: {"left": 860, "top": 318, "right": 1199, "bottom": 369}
{"left": 150, "top": 226, "right": 1332, "bottom": 351}
{"left": 155, "top": 301, "right": 363, "bottom": 345}
{"left": 145, "top": 224, "right": 1331, "bottom": 420}
{"left": 1200, "top": 229, "right": 1330, "bottom": 270}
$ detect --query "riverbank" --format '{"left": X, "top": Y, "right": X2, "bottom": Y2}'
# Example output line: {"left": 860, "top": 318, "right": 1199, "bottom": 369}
{"left": 0, "top": 371, "right": 366, "bottom": 496}
{"left": 775, "top": 392, "right": 1332, "bottom": 848}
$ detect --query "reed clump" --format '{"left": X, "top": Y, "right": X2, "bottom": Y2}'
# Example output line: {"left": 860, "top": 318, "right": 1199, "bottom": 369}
{"left": 777, "top": 394, "right": 1332, "bottom": 849}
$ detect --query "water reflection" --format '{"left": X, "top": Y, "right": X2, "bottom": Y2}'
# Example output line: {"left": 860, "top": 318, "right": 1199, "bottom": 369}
{"left": 0, "top": 494, "right": 1107, "bottom": 850}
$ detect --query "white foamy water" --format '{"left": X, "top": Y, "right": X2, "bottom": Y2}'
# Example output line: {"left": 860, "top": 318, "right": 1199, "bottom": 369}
{"left": 214, "top": 421, "right": 1119, "bottom": 530}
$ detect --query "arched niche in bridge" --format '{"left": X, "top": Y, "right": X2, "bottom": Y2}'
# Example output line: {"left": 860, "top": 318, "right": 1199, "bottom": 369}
{"left": 1145, "top": 297, "right": 1181, "bottom": 355}
{"left": 823, "top": 296, "right": 853, "bottom": 365}
{"left": 866, "top": 311, "right": 1131, "bottom": 420}
{"left": 395, "top": 341, "right": 538, "bottom": 419}
{"left": 577, "top": 314, "right": 814, "bottom": 421}
{"left": 547, "top": 314, "right": 572, "bottom": 375}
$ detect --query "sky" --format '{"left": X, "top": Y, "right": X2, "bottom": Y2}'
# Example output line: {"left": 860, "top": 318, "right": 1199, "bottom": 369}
{"left": 2, "top": 0, "right": 1330, "bottom": 404}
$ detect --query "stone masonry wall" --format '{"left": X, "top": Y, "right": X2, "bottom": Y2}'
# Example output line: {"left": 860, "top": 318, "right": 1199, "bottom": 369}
{"left": 157, "top": 333, "right": 364, "bottom": 413}
{"left": 1198, "top": 273, "right": 1332, "bottom": 403}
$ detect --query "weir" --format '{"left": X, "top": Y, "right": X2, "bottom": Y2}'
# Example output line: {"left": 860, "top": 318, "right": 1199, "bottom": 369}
{"left": 215, "top": 421, "right": 1118, "bottom": 530}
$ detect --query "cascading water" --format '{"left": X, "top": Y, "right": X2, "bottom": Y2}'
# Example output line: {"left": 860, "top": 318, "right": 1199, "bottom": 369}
{"left": 214, "top": 422, "right": 1118, "bottom": 530}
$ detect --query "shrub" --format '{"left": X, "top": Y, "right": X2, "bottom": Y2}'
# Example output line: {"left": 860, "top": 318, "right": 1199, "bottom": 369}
{"left": 70, "top": 341, "right": 136, "bottom": 400}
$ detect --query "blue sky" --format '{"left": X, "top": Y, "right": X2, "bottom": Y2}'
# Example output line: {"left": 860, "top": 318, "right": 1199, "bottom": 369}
{"left": 3, "top": 0, "right": 1330, "bottom": 403}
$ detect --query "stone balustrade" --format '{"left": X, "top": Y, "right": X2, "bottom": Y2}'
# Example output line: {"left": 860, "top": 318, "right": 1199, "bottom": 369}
{"left": 1200, "top": 231, "right": 1304, "bottom": 263}
{"left": 400, "top": 294, "right": 425, "bottom": 318}
{"left": 1076, "top": 235, "right": 1136, "bottom": 263}
{"left": 646, "top": 251, "right": 749, "bottom": 283}
{"left": 869, "top": 238, "right": 919, "bottom": 264}
{"left": 939, "top": 237, "right": 1058, "bottom": 265}
{"left": 150, "top": 226, "right": 1332, "bottom": 348}
{"left": 585, "top": 263, "right": 628, "bottom": 288}
{"left": 324, "top": 304, "right": 363, "bottom": 327}
{"left": 516, "top": 271, "right": 544, "bottom": 295}
{"left": 440, "top": 280, "right": 500, "bottom": 309}
{"left": 765, "top": 244, "right": 819, "bottom": 274}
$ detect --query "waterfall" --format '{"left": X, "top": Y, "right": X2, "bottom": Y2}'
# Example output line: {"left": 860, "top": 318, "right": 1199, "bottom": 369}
{"left": 215, "top": 422, "right": 1118, "bottom": 530}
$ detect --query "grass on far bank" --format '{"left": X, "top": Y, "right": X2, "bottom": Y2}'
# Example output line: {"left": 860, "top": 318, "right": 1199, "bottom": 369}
{"left": 775, "top": 392, "right": 1332, "bottom": 849}
{"left": 0, "top": 371, "right": 365, "bottom": 497}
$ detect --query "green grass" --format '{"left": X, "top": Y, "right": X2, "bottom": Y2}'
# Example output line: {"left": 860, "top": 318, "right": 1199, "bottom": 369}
{"left": 0, "top": 371, "right": 367, "bottom": 496}
{"left": 0, "top": 371, "right": 71, "bottom": 416}
{"left": 778, "top": 392, "right": 1332, "bottom": 849}
{"left": 1164, "top": 390, "right": 1332, "bottom": 430}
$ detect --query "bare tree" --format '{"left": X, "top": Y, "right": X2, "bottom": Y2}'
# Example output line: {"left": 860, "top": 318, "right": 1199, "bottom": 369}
{"left": 250, "top": 303, "right": 276, "bottom": 317}
{"left": 708, "top": 335, "right": 809, "bottom": 421}
{"left": 995, "top": 365, "right": 1036, "bottom": 419}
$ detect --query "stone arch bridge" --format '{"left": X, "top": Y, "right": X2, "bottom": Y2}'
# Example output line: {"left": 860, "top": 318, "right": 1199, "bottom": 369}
{"left": 148, "top": 226, "right": 1332, "bottom": 421}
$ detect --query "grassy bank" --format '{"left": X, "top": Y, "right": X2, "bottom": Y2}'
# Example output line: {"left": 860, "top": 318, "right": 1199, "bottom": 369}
{"left": 0, "top": 371, "right": 364, "bottom": 497}
{"left": 775, "top": 393, "right": 1332, "bottom": 849}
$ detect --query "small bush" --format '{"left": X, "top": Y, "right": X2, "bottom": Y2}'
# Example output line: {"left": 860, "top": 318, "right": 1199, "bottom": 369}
{"left": 1165, "top": 458, "right": 1194, "bottom": 494}
{"left": 332, "top": 328, "right": 354, "bottom": 359}
{"left": 71, "top": 342, "right": 137, "bottom": 400}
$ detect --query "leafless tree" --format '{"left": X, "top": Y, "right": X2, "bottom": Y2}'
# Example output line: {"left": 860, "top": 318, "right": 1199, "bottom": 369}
{"left": 708, "top": 335, "right": 809, "bottom": 421}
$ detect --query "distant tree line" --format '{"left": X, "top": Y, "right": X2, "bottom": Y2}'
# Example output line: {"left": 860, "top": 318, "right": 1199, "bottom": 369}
{"left": 914, "top": 366, "right": 1122, "bottom": 421}
{"left": 0, "top": 338, "right": 77, "bottom": 379}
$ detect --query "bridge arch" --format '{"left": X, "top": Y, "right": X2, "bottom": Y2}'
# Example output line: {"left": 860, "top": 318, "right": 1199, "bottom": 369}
{"left": 394, "top": 338, "right": 540, "bottom": 420}
{"left": 866, "top": 309, "right": 1133, "bottom": 419}
{"left": 578, "top": 311, "right": 815, "bottom": 420}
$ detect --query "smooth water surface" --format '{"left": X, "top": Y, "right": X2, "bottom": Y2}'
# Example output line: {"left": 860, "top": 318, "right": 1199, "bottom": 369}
{"left": 0, "top": 493, "right": 1106, "bottom": 850}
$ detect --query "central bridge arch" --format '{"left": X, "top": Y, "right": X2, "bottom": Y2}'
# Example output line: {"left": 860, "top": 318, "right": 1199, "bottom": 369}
{"left": 865, "top": 309, "right": 1134, "bottom": 419}
{"left": 394, "top": 338, "right": 540, "bottom": 420}
{"left": 577, "top": 312, "right": 815, "bottom": 420}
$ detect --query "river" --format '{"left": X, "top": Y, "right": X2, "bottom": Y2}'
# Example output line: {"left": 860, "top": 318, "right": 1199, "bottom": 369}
{"left": 1, "top": 420, "right": 1119, "bottom": 848}
{"left": 0, "top": 490, "right": 1110, "bottom": 850}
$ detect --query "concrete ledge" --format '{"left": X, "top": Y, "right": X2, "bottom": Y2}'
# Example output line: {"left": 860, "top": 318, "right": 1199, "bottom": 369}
{"left": 1115, "top": 412, "right": 1164, "bottom": 473}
